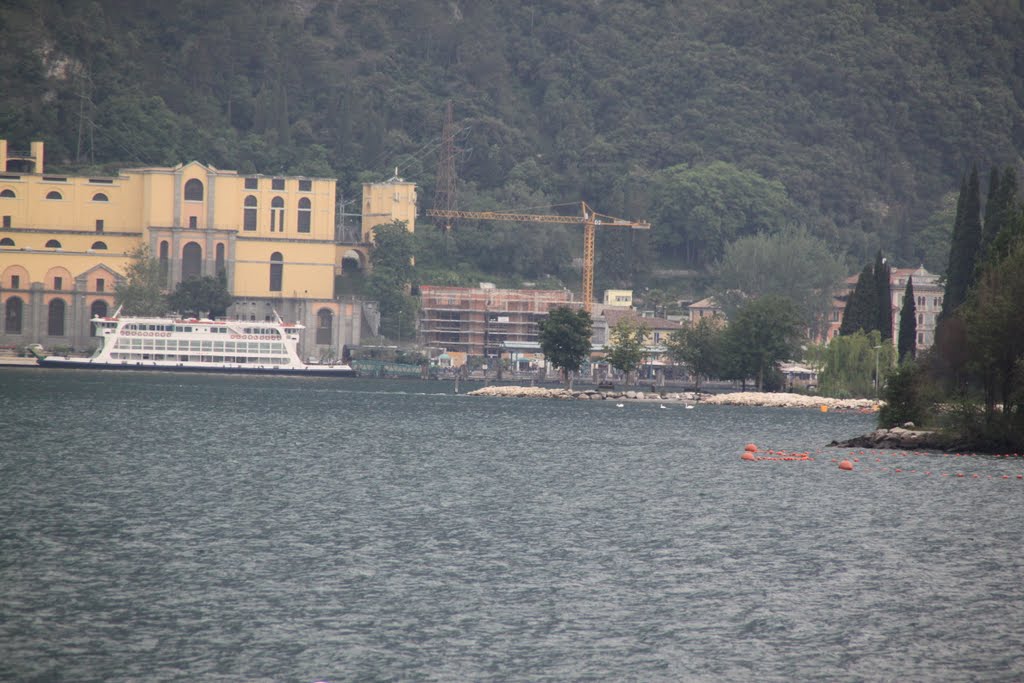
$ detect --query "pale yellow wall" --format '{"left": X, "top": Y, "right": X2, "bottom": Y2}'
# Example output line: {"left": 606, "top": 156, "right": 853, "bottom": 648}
{"left": 361, "top": 179, "right": 417, "bottom": 240}
{"left": 232, "top": 240, "right": 336, "bottom": 299}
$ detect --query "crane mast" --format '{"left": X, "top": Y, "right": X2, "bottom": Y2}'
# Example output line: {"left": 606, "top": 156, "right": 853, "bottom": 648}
{"left": 425, "top": 202, "right": 650, "bottom": 313}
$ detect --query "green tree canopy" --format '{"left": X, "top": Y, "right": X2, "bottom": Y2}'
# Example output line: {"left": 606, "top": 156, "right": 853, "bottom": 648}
{"left": 538, "top": 306, "right": 593, "bottom": 388}
{"left": 604, "top": 318, "right": 648, "bottom": 383}
{"left": 366, "top": 221, "right": 418, "bottom": 341}
{"left": 720, "top": 295, "right": 803, "bottom": 391}
{"left": 665, "top": 315, "right": 724, "bottom": 393}
{"left": 897, "top": 276, "right": 917, "bottom": 363}
{"left": 839, "top": 264, "right": 877, "bottom": 336}
{"left": 115, "top": 245, "right": 168, "bottom": 316}
{"left": 168, "top": 274, "right": 232, "bottom": 318}
{"left": 941, "top": 167, "right": 982, "bottom": 320}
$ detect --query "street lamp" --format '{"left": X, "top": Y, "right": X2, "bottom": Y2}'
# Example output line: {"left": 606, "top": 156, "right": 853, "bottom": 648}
{"left": 873, "top": 344, "right": 882, "bottom": 398}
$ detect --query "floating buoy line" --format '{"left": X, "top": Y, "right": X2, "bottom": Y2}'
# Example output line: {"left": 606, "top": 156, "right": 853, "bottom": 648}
{"left": 738, "top": 443, "right": 1024, "bottom": 479}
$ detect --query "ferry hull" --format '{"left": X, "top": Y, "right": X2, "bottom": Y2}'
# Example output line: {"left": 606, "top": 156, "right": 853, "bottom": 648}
{"left": 36, "top": 357, "right": 357, "bottom": 377}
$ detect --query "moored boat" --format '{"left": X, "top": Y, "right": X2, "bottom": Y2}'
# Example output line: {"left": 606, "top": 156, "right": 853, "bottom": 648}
{"left": 34, "top": 310, "right": 356, "bottom": 377}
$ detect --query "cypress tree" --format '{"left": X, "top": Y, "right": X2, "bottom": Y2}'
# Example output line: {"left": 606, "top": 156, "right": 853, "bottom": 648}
{"left": 980, "top": 167, "right": 1020, "bottom": 266}
{"left": 897, "top": 276, "right": 916, "bottom": 362}
{"left": 981, "top": 166, "right": 1001, "bottom": 255}
{"left": 941, "top": 166, "right": 982, "bottom": 319}
{"left": 840, "top": 264, "right": 876, "bottom": 335}
{"left": 874, "top": 250, "right": 892, "bottom": 340}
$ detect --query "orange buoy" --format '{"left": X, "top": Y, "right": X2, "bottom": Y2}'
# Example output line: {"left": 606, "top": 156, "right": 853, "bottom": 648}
{"left": 838, "top": 460, "right": 854, "bottom": 471}
{"left": 820, "top": 405, "right": 829, "bottom": 413}
{"left": 741, "top": 452, "right": 757, "bottom": 461}
{"left": 744, "top": 443, "right": 758, "bottom": 453}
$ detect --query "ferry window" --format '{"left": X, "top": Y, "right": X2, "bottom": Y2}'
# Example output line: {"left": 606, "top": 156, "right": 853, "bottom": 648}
{"left": 244, "top": 195, "right": 258, "bottom": 230}
{"left": 299, "top": 179, "right": 312, "bottom": 192}
{"left": 46, "top": 239, "right": 62, "bottom": 248}
{"left": 0, "top": 189, "right": 14, "bottom": 198}
{"left": 92, "top": 193, "right": 109, "bottom": 202}
{"left": 4, "top": 296, "right": 23, "bottom": 333}
{"left": 0, "top": 237, "right": 13, "bottom": 246}
{"left": 47, "top": 299, "right": 66, "bottom": 336}
{"left": 244, "top": 177, "right": 258, "bottom": 190}
{"left": 96, "top": 278, "right": 105, "bottom": 292}
{"left": 91, "top": 241, "right": 107, "bottom": 250}
{"left": 184, "top": 179, "right": 204, "bottom": 201}
{"left": 297, "top": 197, "right": 311, "bottom": 233}
{"left": 269, "top": 252, "right": 283, "bottom": 291}
{"left": 46, "top": 191, "right": 63, "bottom": 200}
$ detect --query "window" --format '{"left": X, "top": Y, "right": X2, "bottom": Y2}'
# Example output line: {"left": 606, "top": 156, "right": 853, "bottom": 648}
{"left": 316, "top": 308, "right": 333, "bottom": 345}
{"left": 272, "top": 178, "right": 285, "bottom": 190}
{"left": 2, "top": 216, "right": 9, "bottom": 228}
{"left": 189, "top": 216, "right": 198, "bottom": 229}
{"left": 46, "top": 191, "right": 63, "bottom": 200}
{"left": 269, "top": 252, "right": 283, "bottom": 291}
{"left": 91, "top": 241, "right": 107, "bottom": 250}
{"left": 46, "top": 239, "right": 62, "bottom": 248}
{"left": 297, "top": 197, "right": 311, "bottom": 233}
{"left": 5, "top": 296, "right": 23, "bottom": 334}
{"left": 159, "top": 241, "right": 170, "bottom": 287}
{"left": 96, "top": 219, "right": 104, "bottom": 233}
{"left": 0, "top": 237, "right": 13, "bottom": 246}
{"left": 90, "top": 300, "right": 108, "bottom": 335}
{"left": 184, "top": 178, "right": 204, "bottom": 201}
{"left": 270, "top": 196, "right": 285, "bottom": 232}
{"left": 11, "top": 275, "right": 20, "bottom": 288}
{"left": 215, "top": 243, "right": 225, "bottom": 276}
{"left": 244, "top": 177, "right": 258, "bottom": 190}
{"left": 92, "top": 192, "right": 109, "bottom": 202}
{"left": 96, "top": 278, "right": 105, "bottom": 292}
{"left": 54, "top": 276, "right": 63, "bottom": 290}
{"left": 0, "top": 189, "right": 14, "bottom": 198}
{"left": 182, "top": 242, "right": 203, "bottom": 280}
{"left": 243, "top": 195, "right": 257, "bottom": 230}
{"left": 299, "top": 179, "right": 312, "bottom": 192}
{"left": 48, "top": 299, "right": 66, "bottom": 336}
{"left": 43, "top": 176, "right": 67, "bottom": 182}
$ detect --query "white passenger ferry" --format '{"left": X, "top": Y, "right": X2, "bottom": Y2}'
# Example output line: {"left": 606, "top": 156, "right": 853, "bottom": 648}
{"left": 35, "top": 310, "right": 356, "bottom": 377}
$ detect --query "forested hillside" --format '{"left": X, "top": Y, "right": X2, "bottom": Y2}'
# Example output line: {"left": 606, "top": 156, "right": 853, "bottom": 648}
{"left": 3, "top": 0, "right": 1022, "bottom": 289}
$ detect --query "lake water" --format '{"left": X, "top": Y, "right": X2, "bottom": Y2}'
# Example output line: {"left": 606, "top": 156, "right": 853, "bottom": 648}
{"left": 1, "top": 368, "right": 1023, "bottom": 682}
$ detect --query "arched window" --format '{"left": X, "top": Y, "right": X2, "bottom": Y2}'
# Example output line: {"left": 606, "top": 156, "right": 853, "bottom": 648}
{"left": 184, "top": 178, "right": 204, "bottom": 201}
{"left": 297, "top": 197, "right": 312, "bottom": 233}
{"left": 269, "top": 252, "right": 283, "bottom": 292}
{"left": 159, "top": 240, "right": 170, "bottom": 287}
{"left": 46, "top": 191, "right": 63, "bottom": 200}
{"left": 0, "top": 189, "right": 14, "bottom": 198}
{"left": 47, "top": 299, "right": 66, "bottom": 336}
{"left": 316, "top": 308, "right": 333, "bottom": 345}
{"left": 90, "top": 300, "right": 108, "bottom": 336}
{"left": 243, "top": 195, "right": 257, "bottom": 231}
{"left": 92, "top": 192, "right": 109, "bottom": 202}
{"left": 270, "top": 196, "right": 284, "bottom": 232}
{"left": 215, "top": 243, "right": 225, "bottom": 276}
{"left": 0, "top": 237, "right": 13, "bottom": 246}
{"left": 45, "top": 239, "right": 62, "bottom": 248}
{"left": 4, "top": 296, "right": 23, "bottom": 334}
{"left": 91, "top": 241, "right": 107, "bottom": 250}
{"left": 182, "top": 242, "right": 202, "bottom": 280}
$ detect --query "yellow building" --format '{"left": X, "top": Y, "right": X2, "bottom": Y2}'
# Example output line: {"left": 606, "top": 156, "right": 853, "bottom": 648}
{"left": 361, "top": 171, "right": 417, "bottom": 240}
{"left": 0, "top": 139, "right": 380, "bottom": 358}
{"left": 602, "top": 289, "right": 633, "bottom": 307}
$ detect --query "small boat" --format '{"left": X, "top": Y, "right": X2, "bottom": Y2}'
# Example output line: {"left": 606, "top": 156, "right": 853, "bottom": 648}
{"left": 34, "top": 308, "right": 355, "bottom": 377}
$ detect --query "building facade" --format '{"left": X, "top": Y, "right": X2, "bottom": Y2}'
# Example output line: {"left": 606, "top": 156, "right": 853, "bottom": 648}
{"left": 0, "top": 139, "right": 383, "bottom": 359}
{"left": 419, "top": 284, "right": 575, "bottom": 360}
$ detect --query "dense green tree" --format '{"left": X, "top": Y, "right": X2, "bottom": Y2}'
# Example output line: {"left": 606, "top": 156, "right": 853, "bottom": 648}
{"left": 897, "top": 276, "right": 917, "bottom": 363}
{"left": 115, "top": 245, "right": 168, "bottom": 316}
{"left": 873, "top": 250, "right": 892, "bottom": 340}
{"left": 366, "top": 221, "right": 418, "bottom": 341}
{"left": 978, "top": 167, "right": 1020, "bottom": 266}
{"left": 604, "top": 318, "right": 648, "bottom": 385}
{"left": 878, "top": 361, "right": 930, "bottom": 429}
{"left": 665, "top": 315, "right": 724, "bottom": 393}
{"left": 538, "top": 307, "right": 592, "bottom": 389}
{"left": 720, "top": 296, "right": 803, "bottom": 391}
{"left": 713, "top": 227, "right": 845, "bottom": 339}
{"left": 839, "top": 264, "right": 876, "bottom": 336}
{"left": 941, "top": 167, "right": 982, "bottom": 320}
{"left": 168, "top": 274, "right": 232, "bottom": 318}
{"left": 818, "top": 330, "right": 895, "bottom": 398}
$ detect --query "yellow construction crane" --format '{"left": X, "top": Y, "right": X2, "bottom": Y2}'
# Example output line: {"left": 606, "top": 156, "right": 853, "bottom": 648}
{"left": 426, "top": 202, "right": 650, "bottom": 313}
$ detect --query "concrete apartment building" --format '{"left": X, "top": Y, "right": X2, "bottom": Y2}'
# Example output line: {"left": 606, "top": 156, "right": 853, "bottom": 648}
{"left": 0, "top": 139, "right": 417, "bottom": 358}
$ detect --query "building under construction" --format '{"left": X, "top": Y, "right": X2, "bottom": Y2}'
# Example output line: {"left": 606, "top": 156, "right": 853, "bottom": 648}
{"left": 419, "top": 284, "right": 576, "bottom": 360}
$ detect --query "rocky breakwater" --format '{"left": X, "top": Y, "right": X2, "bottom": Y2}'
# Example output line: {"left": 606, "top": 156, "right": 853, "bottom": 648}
{"left": 829, "top": 425, "right": 953, "bottom": 451}
{"left": 466, "top": 387, "right": 881, "bottom": 409}
{"left": 701, "top": 392, "right": 879, "bottom": 411}
{"left": 466, "top": 385, "right": 699, "bottom": 402}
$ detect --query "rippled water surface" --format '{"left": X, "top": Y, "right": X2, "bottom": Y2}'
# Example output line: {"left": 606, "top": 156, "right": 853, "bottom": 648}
{"left": 2, "top": 369, "right": 1023, "bottom": 682}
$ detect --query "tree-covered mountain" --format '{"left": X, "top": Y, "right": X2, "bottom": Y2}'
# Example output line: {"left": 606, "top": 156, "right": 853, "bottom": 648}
{"left": 3, "top": 0, "right": 1022, "bottom": 288}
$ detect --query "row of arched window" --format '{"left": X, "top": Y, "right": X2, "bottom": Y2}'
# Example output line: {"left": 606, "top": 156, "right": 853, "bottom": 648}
{"left": 0, "top": 238, "right": 107, "bottom": 249}
{"left": 243, "top": 196, "right": 312, "bottom": 233}
{"left": 0, "top": 189, "right": 109, "bottom": 201}
{"left": 2, "top": 297, "right": 110, "bottom": 336}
